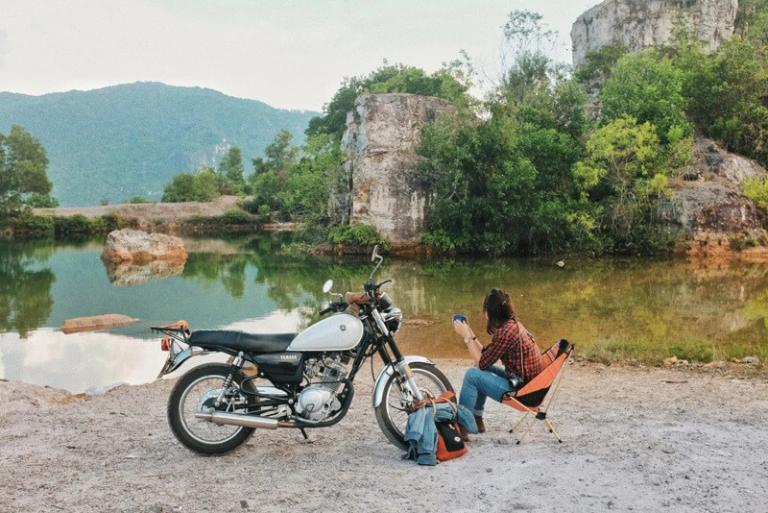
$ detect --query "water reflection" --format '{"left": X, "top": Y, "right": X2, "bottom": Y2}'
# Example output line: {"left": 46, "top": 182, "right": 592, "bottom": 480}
{"left": 0, "top": 236, "right": 766, "bottom": 392}
{"left": 0, "top": 242, "right": 55, "bottom": 338}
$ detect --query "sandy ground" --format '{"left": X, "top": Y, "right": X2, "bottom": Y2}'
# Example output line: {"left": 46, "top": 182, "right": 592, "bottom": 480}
{"left": 1, "top": 361, "right": 767, "bottom": 513}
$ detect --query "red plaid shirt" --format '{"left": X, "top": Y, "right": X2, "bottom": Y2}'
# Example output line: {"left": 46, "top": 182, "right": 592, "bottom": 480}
{"left": 478, "top": 319, "right": 544, "bottom": 383}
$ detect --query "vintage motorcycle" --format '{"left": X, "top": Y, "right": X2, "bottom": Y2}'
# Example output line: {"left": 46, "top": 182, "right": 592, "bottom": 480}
{"left": 152, "top": 245, "right": 453, "bottom": 454}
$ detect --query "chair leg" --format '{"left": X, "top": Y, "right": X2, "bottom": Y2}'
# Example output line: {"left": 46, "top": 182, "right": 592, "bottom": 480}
{"left": 543, "top": 418, "right": 562, "bottom": 443}
{"left": 508, "top": 412, "right": 530, "bottom": 433}
{"left": 515, "top": 416, "right": 536, "bottom": 445}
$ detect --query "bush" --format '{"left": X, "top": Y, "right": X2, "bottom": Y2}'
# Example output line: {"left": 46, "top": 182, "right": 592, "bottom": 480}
{"left": 327, "top": 224, "right": 389, "bottom": 248}
{"left": 162, "top": 167, "right": 222, "bottom": 203}
{"left": 127, "top": 196, "right": 150, "bottom": 204}
{"left": 421, "top": 230, "right": 457, "bottom": 251}
{"left": 54, "top": 215, "right": 93, "bottom": 237}
{"left": 8, "top": 214, "right": 55, "bottom": 238}
{"left": 743, "top": 177, "right": 768, "bottom": 210}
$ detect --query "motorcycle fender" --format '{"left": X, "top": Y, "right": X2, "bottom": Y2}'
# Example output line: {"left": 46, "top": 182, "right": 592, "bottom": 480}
{"left": 157, "top": 346, "right": 208, "bottom": 378}
{"left": 372, "top": 355, "right": 434, "bottom": 408}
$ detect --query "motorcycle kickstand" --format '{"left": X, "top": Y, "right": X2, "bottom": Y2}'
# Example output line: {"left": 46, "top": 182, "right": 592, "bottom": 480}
{"left": 299, "top": 428, "right": 313, "bottom": 444}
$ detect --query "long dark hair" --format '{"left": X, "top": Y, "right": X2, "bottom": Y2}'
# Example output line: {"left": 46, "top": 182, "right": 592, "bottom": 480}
{"left": 483, "top": 288, "right": 516, "bottom": 335}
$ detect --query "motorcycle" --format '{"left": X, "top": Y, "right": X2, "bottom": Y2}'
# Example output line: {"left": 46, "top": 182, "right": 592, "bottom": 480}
{"left": 152, "top": 245, "right": 453, "bottom": 454}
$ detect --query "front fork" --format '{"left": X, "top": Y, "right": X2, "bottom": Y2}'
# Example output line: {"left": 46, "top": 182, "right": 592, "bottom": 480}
{"left": 395, "top": 360, "right": 424, "bottom": 402}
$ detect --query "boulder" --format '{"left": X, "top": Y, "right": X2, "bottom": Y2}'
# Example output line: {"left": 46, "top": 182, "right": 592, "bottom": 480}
{"left": 658, "top": 138, "right": 768, "bottom": 251}
{"left": 341, "top": 93, "right": 455, "bottom": 243}
{"left": 571, "top": 0, "right": 738, "bottom": 68}
{"left": 101, "top": 229, "right": 187, "bottom": 265}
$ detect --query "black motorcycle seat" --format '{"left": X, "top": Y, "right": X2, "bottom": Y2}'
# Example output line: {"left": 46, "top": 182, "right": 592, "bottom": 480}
{"left": 189, "top": 330, "right": 296, "bottom": 354}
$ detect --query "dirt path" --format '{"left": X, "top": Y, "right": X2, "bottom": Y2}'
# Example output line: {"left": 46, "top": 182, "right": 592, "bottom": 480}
{"left": 1, "top": 361, "right": 767, "bottom": 513}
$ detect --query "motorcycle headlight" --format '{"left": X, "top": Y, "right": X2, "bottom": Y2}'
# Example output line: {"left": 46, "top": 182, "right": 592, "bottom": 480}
{"left": 383, "top": 307, "right": 403, "bottom": 333}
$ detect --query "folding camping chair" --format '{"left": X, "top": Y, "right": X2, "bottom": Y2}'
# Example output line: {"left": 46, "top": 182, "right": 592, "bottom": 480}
{"left": 501, "top": 339, "right": 574, "bottom": 444}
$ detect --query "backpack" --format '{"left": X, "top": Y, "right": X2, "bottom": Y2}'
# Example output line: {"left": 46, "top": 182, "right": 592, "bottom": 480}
{"left": 427, "top": 395, "right": 468, "bottom": 462}
{"left": 435, "top": 421, "right": 468, "bottom": 461}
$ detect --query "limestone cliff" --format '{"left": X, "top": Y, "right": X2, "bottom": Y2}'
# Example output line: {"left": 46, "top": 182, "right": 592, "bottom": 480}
{"left": 340, "top": 94, "right": 454, "bottom": 243}
{"left": 571, "top": 0, "right": 738, "bottom": 67}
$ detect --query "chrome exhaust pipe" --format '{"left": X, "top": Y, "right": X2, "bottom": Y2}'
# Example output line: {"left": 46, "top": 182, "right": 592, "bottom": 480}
{"left": 195, "top": 411, "right": 284, "bottom": 429}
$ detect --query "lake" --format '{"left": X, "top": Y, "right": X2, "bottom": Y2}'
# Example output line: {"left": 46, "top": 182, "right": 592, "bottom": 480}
{"left": 1, "top": 236, "right": 766, "bottom": 392}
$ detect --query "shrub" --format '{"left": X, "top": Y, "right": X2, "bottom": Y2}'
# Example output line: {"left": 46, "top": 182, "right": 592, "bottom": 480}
{"left": 743, "top": 177, "right": 768, "bottom": 210}
{"left": 421, "top": 230, "right": 457, "bottom": 251}
{"left": 328, "top": 224, "right": 389, "bottom": 248}
{"left": 54, "top": 215, "right": 93, "bottom": 237}
{"left": 127, "top": 196, "right": 150, "bottom": 204}
{"left": 9, "top": 214, "right": 55, "bottom": 238}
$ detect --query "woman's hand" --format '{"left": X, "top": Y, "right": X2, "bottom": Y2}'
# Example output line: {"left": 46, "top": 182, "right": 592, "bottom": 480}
{"left": 453, "top": 319, "right": 473, "bottom": 339}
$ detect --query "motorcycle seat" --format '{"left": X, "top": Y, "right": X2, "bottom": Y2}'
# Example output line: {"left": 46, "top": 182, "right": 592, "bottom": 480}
{"left": 189, "top": 330, "right": 296, "bottom": 354}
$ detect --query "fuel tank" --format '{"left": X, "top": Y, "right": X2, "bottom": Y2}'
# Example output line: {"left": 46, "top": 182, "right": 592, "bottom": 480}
{"left": 287, "top": 313, "right": 364, "bottom": 352}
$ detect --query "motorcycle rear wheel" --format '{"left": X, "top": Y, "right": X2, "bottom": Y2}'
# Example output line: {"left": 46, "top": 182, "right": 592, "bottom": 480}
{"left": 167, "top": 363, "right": 255, "bottom": 455}
{"left": 374, "top": 362, "right": 454, "bottom": 451}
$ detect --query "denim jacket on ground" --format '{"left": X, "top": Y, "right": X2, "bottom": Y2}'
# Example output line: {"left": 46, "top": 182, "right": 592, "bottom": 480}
{"left": 402, "top": 402, "right": 477, "bottom": 465}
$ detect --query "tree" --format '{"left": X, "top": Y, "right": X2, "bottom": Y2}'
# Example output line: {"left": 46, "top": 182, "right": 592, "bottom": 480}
{"left": 601, "top": 51, "right": 692, "bottom": 143}
{"left": 162, "top": 166, "right": 221, "bottom": 202}
{"left": 574, "top": 116, "right": 672, "bottom": 251}
{"left": 217, "top": 146, "right": 246, "bottom": 192}
{"left": 306, "top": 63, "right": 469, "bottom": 139}
{"left": 676, "top": 40, "right": 768, "bottom": 166}
{"left": 0, "top": 125, "right": 56, "bottom": 217}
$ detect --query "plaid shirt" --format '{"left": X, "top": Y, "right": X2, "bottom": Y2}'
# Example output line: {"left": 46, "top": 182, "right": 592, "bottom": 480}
{"left": 478, "top": 319, "right": 545, "bottom": 383}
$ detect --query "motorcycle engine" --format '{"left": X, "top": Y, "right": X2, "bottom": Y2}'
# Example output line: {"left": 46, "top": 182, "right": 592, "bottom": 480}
{"left": 296, "top": 355, "right": 348, "bottom": 421}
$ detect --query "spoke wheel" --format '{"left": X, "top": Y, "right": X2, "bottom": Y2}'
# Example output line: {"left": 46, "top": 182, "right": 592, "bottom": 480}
{"left": 167, "top": 364, "right": 254, "bottom": 454}
{"left": 374, "top": 362, "right": 454, "bottom": 451}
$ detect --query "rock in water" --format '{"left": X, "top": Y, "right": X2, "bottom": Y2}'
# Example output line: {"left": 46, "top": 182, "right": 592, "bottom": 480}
{"left": 101, "top": 229, "right": 188, "bottom": 264}
{"left": 571, "top": 0, "right": 738, "bottom": 68}
{"left": 341, "top": 93, "right": 455, "bottom": 243}
{"left": 61, "top": 314, "right": 139, "bottom": 334}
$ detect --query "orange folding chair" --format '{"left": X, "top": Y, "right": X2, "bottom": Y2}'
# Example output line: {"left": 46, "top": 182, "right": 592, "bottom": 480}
{"left": 501, "top": 339, "right": 574, "bottom": 444}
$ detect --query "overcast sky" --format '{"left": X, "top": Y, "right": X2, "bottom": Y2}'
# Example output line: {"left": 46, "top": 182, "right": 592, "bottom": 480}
{"left": 0, "top": 0, "right": 599, "bottom": 111}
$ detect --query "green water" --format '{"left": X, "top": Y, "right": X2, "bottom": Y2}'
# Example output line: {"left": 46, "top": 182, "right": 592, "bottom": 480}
{"left": 0, "top": 236, "right": 766, "bottom": 392}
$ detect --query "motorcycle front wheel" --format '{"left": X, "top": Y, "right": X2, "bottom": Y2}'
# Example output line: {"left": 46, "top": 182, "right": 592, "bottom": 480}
{"left": 374, "top": 362, "right": 454, "bottom": 451}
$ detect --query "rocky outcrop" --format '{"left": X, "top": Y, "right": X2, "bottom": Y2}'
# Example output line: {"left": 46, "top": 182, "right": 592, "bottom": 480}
{"left": 571, "top": 0, "right": 738, "bottom": 67}
{"left": 100, "top": 229, "right": 187, "bottom": 264}
{"left": 341, "top": 93, "right": 455, "bottom": 243}
{"left": 658, "top": 138, "right": 768, "bottom": 255}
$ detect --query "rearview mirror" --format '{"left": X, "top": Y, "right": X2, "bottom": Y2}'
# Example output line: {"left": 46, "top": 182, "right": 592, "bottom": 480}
{"left": 371, "top": 244, "right": 380, "bottom": 262}
{"left": 322, "top": 279, "right": 333, "bottom": 294}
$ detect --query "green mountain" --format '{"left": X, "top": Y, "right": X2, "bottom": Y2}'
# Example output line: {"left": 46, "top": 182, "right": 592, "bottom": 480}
{"left": 0, "top": 82, "right": 317, "bottom": 206}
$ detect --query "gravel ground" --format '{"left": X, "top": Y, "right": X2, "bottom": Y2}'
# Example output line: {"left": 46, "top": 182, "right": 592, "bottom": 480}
{"left": 1, "top": 361, "right": 767, "bottom": 513}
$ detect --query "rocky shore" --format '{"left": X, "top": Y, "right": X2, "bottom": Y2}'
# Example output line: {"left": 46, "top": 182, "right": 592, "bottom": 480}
{"left": 1, "top": 360, "right": 766, "bottom": 513}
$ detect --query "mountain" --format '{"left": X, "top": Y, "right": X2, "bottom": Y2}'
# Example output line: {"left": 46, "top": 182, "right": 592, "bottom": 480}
{"left": 0, "top": 82, "right": 318, "bottom": 206}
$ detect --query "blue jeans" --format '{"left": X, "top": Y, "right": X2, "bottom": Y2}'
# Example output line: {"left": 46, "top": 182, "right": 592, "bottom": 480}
{"left": 459, "top": 366, "right": 513, "bottom": 417}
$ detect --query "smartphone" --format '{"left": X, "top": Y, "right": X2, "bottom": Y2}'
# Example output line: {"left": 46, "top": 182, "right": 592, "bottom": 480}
{"left": 452, "top": 313, "right": 467, "bottom": 323}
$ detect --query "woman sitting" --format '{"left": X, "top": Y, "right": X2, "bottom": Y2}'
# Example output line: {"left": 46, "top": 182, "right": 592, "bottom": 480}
{"left": 452, "top": 288, "right": 545, "bottom": 439}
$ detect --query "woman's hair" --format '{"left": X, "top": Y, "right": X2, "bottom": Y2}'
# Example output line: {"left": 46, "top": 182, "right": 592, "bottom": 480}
{"left": 483, "top": 288, "right": 516, "bottom": 334}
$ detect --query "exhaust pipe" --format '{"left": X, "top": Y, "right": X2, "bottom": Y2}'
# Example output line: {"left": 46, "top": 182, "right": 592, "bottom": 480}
{"left": 195, "top": 411, "right": 290, "bottom": 429}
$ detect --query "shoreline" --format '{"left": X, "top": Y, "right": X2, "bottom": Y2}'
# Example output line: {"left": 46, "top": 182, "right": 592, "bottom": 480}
{"left": 1, "top": 360, "right": 767, "bottom": 512}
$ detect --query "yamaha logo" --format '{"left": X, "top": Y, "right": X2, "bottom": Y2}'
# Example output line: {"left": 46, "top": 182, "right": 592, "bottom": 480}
{"left": 339, "top": 324, "right": 347, "bottom": 332}
{"left": 279, "top": 354, "right": 298, "bottom": 361}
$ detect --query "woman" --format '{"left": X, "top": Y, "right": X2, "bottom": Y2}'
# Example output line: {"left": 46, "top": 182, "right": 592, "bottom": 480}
{"left": 453, "top": 288, "right": 545, "bottom": 438}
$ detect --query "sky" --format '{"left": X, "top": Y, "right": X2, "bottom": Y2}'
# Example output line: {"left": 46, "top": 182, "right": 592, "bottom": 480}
{"left": 0, "top": 0, "right": 599, "bottom": 111}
